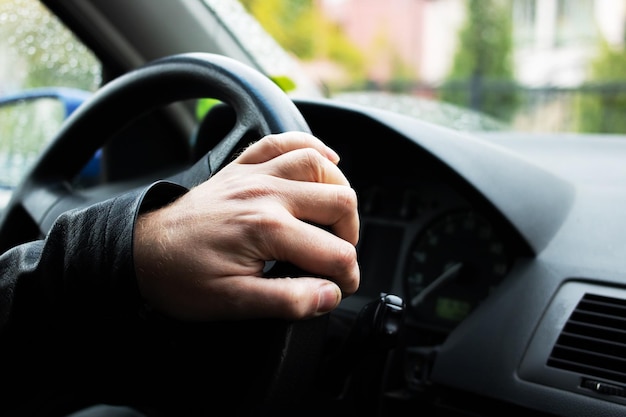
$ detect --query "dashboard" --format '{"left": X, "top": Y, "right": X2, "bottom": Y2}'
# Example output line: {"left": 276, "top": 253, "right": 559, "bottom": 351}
{"left": 358, "top": 182, "right": 515, "bottom": 334}
{"left": 271, "top": 98, "right": 626, "bottom": 416}
{"left": 75, "top": 94, "right": 626, "bottom": 416}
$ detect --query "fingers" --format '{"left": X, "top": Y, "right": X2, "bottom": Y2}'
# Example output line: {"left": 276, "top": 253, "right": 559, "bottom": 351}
{"left": 217, "top": 132, "right": 359, "bottom": 244}
{"left": 268, "top": 179, "right": 359, "bottom": 246}
{"left": 234, "top": 134, "right": 360, "bottom": 286}
{"left": 263, "top": 146, "right": 351, "bottom": 186}
{"left": 266, "top": 216, "right": 361, "bottom": 296}
{"left": 188, "top": 275, "right": 347, "bottom": 321}
{"left": 235, "top": 131, "right": 340, "bottom": 166}
{"left": 136, "top": 131, "right": 361, "bottom": 323}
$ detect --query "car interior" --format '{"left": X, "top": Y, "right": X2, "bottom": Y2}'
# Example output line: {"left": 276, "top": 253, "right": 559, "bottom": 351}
{"left": 2, "top": 0, "right": 626, "bottom": 416}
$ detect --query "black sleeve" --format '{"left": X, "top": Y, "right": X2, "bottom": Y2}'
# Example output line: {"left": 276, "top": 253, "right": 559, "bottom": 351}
{"left": 0, "top": 180, "right": 187, "bottom": 414}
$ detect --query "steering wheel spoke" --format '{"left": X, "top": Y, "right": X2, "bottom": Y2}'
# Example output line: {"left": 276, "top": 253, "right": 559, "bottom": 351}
{"left": 207, "top": 120, "right": 258, "bottom": 174}
{"left": 169, "top": 119, "right": 257, "bottom": 189}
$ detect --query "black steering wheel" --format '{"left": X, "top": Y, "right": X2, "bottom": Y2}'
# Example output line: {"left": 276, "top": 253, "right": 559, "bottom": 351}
{"left": 0, "top": 52, "right": 312, "bottom": 249}
{"left": 0, "top": 53, "right": 329, "bottom": 414}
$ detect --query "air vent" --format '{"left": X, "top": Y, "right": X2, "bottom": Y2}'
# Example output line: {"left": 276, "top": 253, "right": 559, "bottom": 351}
{"left": 547, "top": 293, "right": 626, "bottom": 384}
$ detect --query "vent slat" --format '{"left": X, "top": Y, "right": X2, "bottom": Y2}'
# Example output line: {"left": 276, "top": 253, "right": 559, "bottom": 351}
{"left": 548, "top": 293, "right": 626, "bottom": 384}
{"left": 558, "top": 330, "right": 626, "bottom": 355}
{"left": 570, "top": 311, "right": 626, "bottom": 331}
{"left": 551, "top": 343, "right": 626, "bottom": 374}
{"left": 580, "top": 294, "right": 626, "bottom": 310}
{"left": 563, "top": 325, "right": 626, "bottom": 347}
{"left": 547, "top": 357, "right": 626, "bottom": 384}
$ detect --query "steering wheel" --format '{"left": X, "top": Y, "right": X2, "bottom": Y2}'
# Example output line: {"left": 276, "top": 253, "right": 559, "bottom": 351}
{"left": 0, "top": 53, "right": 328, "bottom": 414}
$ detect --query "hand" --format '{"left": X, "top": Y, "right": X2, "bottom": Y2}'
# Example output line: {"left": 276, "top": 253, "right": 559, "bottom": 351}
{"left": 133, "top": 132, "right": 360, "bottom": 322}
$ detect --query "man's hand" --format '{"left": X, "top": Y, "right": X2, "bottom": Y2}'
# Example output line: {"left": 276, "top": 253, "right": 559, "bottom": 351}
{"left": 134, "top": 132, "right": 360, "bottom": 321}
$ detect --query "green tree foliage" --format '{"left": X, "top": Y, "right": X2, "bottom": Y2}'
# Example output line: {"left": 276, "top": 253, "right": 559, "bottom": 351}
{"left": 239, "top": 0, "right": 367, "bottom": 92}
{"left": 576, "top": 39, "right": 626, "bottom": 133}
{"left": 240, "top": 0, "right": 314, "bottom": 57}
{"left": 440, "top": 0, "right": 518, "bottom": 122}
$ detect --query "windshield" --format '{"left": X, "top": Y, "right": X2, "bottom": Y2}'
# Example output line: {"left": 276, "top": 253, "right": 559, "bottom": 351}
{"left": 2, "top": 0, "right": 624, "bottom": 190}
{"left": 238, "top": 0, "right": 626, "bottom": 134}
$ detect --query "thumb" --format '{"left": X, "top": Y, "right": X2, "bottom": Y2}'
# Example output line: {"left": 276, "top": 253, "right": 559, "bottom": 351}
{"left": 208, "top": 276, "right": 343, "bottom": 321}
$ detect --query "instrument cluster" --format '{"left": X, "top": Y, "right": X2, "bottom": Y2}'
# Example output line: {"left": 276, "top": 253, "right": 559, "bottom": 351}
{"left": 356, "top": 180, "right": 515, "bottom": 334}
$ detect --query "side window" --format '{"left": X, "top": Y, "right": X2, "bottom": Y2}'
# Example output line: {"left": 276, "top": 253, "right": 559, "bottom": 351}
{"left": 0, "top": 0, "right": 101, "bottom": 199}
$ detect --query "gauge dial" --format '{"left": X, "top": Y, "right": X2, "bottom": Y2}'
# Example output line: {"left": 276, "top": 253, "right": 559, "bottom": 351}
{"left": 404, "top": 210, "right": 512, "bottom": 330}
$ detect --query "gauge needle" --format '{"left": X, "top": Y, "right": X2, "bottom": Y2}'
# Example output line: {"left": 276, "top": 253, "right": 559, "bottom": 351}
{"left": 410, "top": 262, "right": 463, "bottom": 308}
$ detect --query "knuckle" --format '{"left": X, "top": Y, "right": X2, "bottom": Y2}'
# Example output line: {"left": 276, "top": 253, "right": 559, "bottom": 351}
{"left": 294, "top": 148, "right": 327, "bottom": 181}
{"left": 333, "top": 243, "right": 359, "bottom": 294}
{"left": 242, "top": 209, "right": 287, "bottom": 252}
{"left": 336, "top": 185, "right": 358, "bottom": 211}
{"left": 277, "top": 282, "right": 314, "bottom": 320}
{"left": 254, "top": 211, "right": 286, "bottom": 237}
{"left": 335, "top": 240, "right": 356, "bottom": 265}
{"left": 262, "top": 134, "right": 285, "bottom": 154}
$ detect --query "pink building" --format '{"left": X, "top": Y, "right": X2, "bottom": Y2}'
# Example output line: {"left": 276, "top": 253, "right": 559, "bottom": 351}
{"left": 321, "top": 0, "right": 626, "bottom": 87}
{"left": 320, "top": 0, "right": 426, "bottom": 83}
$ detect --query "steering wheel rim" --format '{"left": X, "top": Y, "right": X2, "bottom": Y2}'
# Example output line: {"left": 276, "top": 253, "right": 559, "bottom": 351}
{"left": 0, "top": 53, "right": 327, "bottom": 413}
{"left": 0, "top": 52, "right": 311, "bottom": 250}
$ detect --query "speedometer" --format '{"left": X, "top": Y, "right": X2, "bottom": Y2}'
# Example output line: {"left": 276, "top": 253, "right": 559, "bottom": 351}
{"left": 404, "top": 210, "right": 512, "bottom": 331}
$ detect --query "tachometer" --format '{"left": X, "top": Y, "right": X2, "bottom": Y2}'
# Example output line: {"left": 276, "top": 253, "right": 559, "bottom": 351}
{"left": 404, "top": 210, "right": 512, "bottom": 331}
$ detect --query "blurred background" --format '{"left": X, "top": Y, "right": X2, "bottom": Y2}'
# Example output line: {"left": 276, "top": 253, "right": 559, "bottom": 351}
{"left": 2, "top": 0, "right": 626, "bottom": 135}
{"left": 241, "top": 0, "right": 626, "bottom": 134}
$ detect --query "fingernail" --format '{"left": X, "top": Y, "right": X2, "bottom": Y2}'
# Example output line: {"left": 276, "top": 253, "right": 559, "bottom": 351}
{"left": 317, "top": 284, "right": 341, "bottom": 314}
{"left": 325, "top": 146, "right": 340, "bottom": 164}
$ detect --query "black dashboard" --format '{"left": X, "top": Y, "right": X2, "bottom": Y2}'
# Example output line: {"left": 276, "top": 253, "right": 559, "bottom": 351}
{"left": 158, "top": 94, "right": 626, "bottom": 416}
{"left": 268, "top": 98, "right": 626, "bottom": 416}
